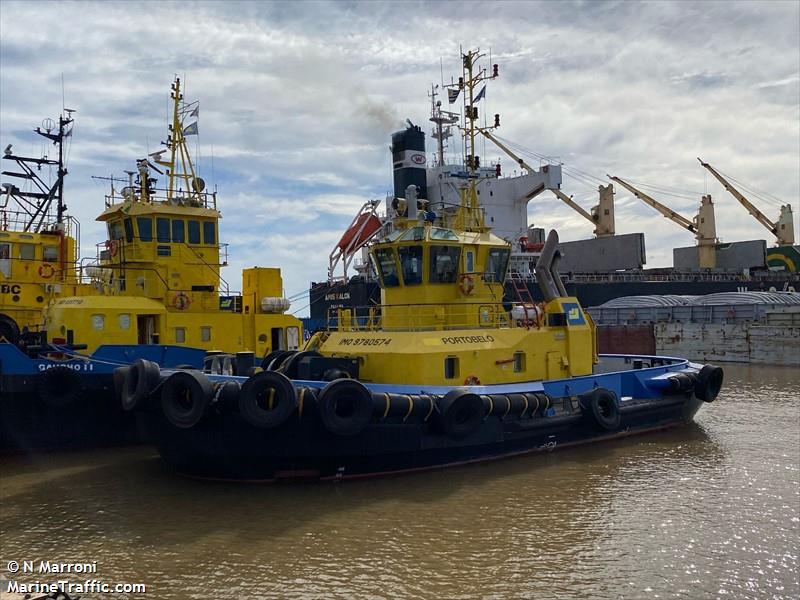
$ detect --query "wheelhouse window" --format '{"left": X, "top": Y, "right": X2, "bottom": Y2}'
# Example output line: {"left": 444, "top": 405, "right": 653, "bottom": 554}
{"left": 156, "top": 218, "right": 170, "bottom": 243}
{"left": 19, "top": 244, "right": 35, "bottom": 260}
{"left": 374, "top": 247, "right": 400, "bottom": 287}
{"left": 124, "top": 218, "right": 134, "bottom": 243}
{"left": 43, "top": 246, "right": 58, "bottom": 262}
{"left": 172, "top": 219, "right": 185, "bottom": 243}
{"left": 486, "top": 248, "right": 510, "bottom": 283}
{"left": 429, "top": 245, "right": 461, "bottom": 284}
{"left": 398, "top": 245, "right": 423, "bottom": 285}
{"left": 203, "top": 221, "right": 216, "bottom": 245}
{"left": 108, "top": 220, "right": 124, "bottom": 241}
{"left": 188, "top": 220, "right": 201, "bottom": 244}
{"left": 137, "top": 217, "right": 153, "bottom": 242}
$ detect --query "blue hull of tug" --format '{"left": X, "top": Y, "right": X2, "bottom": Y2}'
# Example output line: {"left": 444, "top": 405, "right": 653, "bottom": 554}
{"left": 0, "top": 344, "right": 205, "bottom": 451}
{"left": 142, "top": 355, "right": 717, "bottom": 481}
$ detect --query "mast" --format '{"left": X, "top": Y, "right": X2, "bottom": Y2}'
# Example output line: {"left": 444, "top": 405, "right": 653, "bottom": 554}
{"left": 151, "top": 76, "right": 204, "bottom": 205}
{"left": 1, "top": 111, "right": 74, "bottom": 232}
{"left": 428, "top": 84, "right": 458, "bottom": 167}
{"left": 451, "top": 48, "right": 499, "bottom": 232}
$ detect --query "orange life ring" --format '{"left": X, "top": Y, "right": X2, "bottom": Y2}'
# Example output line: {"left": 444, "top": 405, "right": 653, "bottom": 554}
{"left": 105, "top": 239, "right": 119, "bottom": 257}
{"left": 172, "top": 292, "right": 191, "bottom": 310}
{"left": 38, "top": 263, "right": 55, "bottom": 279}
{"left": 464, "top": 375, "right": 481, "bottom": 386}
{"left": 458, "top": 274, "right": 475, "bottom": 296}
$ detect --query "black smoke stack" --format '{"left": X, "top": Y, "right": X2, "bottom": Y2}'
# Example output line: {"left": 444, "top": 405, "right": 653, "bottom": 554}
{"left": 391, "top": 123, "right": 427, "bottom": 200}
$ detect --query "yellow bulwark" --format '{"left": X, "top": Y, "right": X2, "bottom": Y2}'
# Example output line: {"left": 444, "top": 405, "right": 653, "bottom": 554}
{"left": 306, "top": 49, "right": 596, "bottom": 386}
{"left": 43, "top": 77, "right": 302, "bottom": 355}
{"left": 0, "top": 226, "right": 88, "bottom": 341}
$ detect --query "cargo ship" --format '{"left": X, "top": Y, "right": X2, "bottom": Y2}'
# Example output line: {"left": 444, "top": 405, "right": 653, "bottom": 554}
{"left": 307, "top": 75, "right": 798, "bottom": 328}
{"left": 122, "top": 48, "right": 724, "bottom": 482}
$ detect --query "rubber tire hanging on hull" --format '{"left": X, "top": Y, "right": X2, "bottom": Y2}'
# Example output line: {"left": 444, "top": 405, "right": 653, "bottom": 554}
{"left": 436, "top": 389, "right": 484, "bottom": 439}
{"left": 581, "top": 388, "right": 620, "bottom": 431}
{"left": 37, "top": 366, "right": 82, "bottom": 408}
{"left": 160, "top": 371, "right": 213, "bottom": 429}
{"left": 279, "top": 350, "right": 321, "bottom": 379}
{"left": 239, "top": 371, "right": 297, "bottom": 428}
{"left": 120, "top": 359, "right": 161, "bottom": 411}
{"left": 318, "top": 378, "right": 373, "bottom": 436}
{"left": 694, "top": 365, "right": 724, "bottom": 402}
{"left": 0, "top": 315, "right": 19, "bottom": 345}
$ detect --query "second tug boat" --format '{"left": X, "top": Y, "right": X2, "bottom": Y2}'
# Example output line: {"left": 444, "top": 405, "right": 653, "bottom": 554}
{"left": 125, "top": 49, "right": 724, "bottom": 481}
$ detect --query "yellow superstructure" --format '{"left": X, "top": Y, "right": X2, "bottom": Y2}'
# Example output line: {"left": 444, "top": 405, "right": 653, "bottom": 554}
{"left": 43, "top": 77, "right": 302, "bottom": 355}
{"left": 307, "top": 48, "right": 596, "bottom": 386}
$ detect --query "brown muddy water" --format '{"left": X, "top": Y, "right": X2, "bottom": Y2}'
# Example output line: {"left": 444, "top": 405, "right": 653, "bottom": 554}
{"left": 1, "top": 364, "right": 798, "bottom": 599}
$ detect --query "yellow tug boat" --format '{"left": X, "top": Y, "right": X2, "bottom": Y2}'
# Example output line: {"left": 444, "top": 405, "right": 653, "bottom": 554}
{"left": 40, "top": 77, "right": 301, "bottom": 359}
{"left": 123, "top": 49, "right": 724, "bottom": 482}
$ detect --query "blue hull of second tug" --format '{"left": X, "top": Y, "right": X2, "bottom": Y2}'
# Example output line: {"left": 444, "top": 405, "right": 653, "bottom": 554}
{"left": 139, "top": 355, "right": 720, "bottom": 481}
{"left": 0, "top": 343, "right": 205, "bottom": 451}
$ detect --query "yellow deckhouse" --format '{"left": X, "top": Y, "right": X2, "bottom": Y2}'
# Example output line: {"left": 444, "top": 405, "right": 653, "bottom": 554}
{"left": 306, "top": 48, "right": 596, "bottom": 386}
{"left": 1, "top": 112, "right": 92, "bottom": 344}
{"left": 45, "top": 78, "right": 301, "bottom": 356}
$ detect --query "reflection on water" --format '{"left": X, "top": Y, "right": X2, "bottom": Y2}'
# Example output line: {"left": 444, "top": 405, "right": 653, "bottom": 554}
{"left": 1, "top": 365, "right": 798, "bottom": 599}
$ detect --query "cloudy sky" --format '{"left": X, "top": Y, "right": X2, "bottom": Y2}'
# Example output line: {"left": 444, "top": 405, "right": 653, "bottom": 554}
{"left": 1, "top": 0, "right": 798, "bottom": 315}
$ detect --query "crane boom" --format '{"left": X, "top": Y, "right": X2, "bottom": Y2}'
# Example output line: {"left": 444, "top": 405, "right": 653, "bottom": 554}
{"left": 608, "top": 175, "right": 695, "bottom": 231}
{"left": 697, "top": 158, "right": 794, "bottom": 245}
{"left": 550, "top": 188, "right": 594, "bottom": 222}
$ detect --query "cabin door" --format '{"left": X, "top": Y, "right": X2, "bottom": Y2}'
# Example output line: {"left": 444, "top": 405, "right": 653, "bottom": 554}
{"left": 137, "top": 315, "right": 157, "bottom": 344}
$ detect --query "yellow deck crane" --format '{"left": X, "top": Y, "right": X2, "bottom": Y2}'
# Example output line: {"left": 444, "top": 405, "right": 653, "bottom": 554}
{"left": 698, "top": 158, "right": 795, "bottom": 246}
{"left": 478, "top": 129, "right": 615, "bottom": 237}
{"left": 609, "top": 175, "right": 718, "bottom": 268}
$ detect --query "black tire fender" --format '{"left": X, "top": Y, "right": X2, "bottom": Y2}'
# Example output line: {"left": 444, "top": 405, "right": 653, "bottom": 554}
{"left": 280, "top": 350, "right": 322, "bottom": 380}
{"left": 436, "top": 389, "right": 484, "bottom": 439}
{"left": 160, "top": 370, "right": 213, "bottom": 428}
{"left": 0, "top": 314, "right": 20, "bottom": 345}
{"left": 239, "top": 371, "right": 297, "bottom": 428}
{"left": 581, "top": 388, "right": 620, "bottom": 431}
{"left": 37, "top": 366, "right": 82, "bottom": 408}
{"left": 695, "top": 364, "right": 724, "bottom": 403}
{"left": 113, "top": 366, "right": 130, "bottom": 402}
{"left": 213, "top": 380, "right": 241, "bottom": 411}
{"left": 121, "top": 358, "right": 161, "bottom": 411}
{"left": 318, "top": 378, "right": 373, "bottom": 436}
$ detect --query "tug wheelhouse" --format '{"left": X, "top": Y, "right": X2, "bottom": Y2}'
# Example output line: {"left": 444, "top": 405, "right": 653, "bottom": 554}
{"left": 43, "top": 77, "right": 302, "bottom": 357}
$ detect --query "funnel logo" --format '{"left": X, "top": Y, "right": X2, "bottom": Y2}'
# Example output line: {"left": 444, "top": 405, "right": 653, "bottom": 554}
{"left": 411, "top": 153, "right": 426, "bottom": 165}
{"left": 563, "top": 302, "right": 586, "bottom": 326}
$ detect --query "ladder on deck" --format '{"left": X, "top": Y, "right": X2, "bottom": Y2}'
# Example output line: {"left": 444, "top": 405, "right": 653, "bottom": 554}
{"left": 509, "top": 272, "right": 538, "bottom": 328}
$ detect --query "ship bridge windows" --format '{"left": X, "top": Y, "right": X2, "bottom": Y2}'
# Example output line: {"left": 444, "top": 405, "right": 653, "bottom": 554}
{"left": 398, "top": 245, "right": 423, "bottom": 285}
{"left": 430, "top": 245, "right": 461, "bottom": 284}
{"left": 374, "top": 247, "right": 400, "bottom": 288}
{"left": 43, "top": 246, "right": 58, "bottom": 263}
{"left": 137, "top": 217, "right": 153, "bottom": 242}
{"left": 19, "top": 244, "right": 35, "bottom": 261}
{"left": 156, "top": 218, "right": 170, "bottom": 243}
{"left": 172, "top": 219, "right": 185, "bottom": 243}
{"left": 486, "top": 248, "right": 510, "bottom": 283}
{"left": 188, "top": 220, "right": 201, "bottom": 244}
{"left": 203, "top": 221, "right": 216, "bottom": 245}
{"left": 124, "top": 218, "right": 134, "bottom": 243}
{"left": 430, "top": 228, "right": 459, "bottom": 241}
{"left": 108, "top": 220, "right": 124, "bottom": 241}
